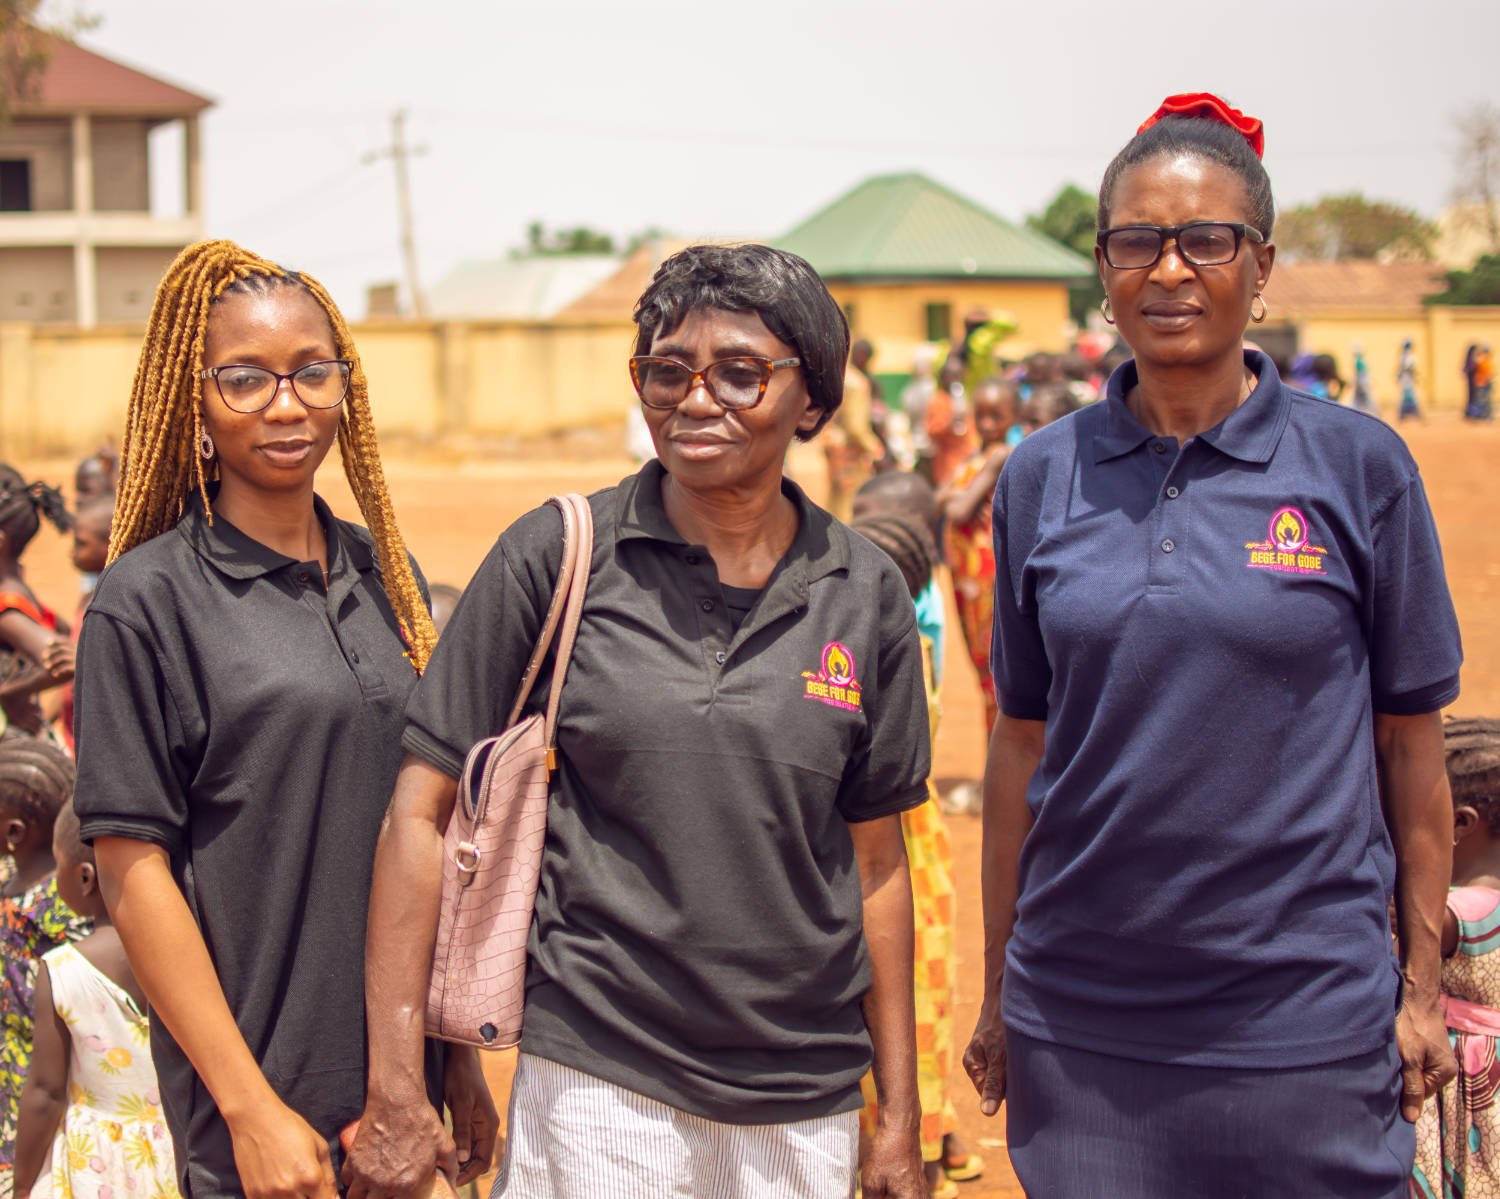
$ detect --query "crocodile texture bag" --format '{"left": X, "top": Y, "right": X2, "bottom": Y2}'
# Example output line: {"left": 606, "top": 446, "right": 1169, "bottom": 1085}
{"left": 425, "top": 493, "right": 593, "bottom": 1048}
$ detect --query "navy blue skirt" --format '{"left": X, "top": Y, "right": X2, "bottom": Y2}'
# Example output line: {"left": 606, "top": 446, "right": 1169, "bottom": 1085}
{"left": 1005, "top": 1028, "right": 1414, "bottom": 1198}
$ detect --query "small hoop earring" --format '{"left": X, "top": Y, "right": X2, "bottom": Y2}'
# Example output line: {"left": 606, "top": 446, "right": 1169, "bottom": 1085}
{"left": 199, "top": 430, "right": 216, "bottom": 461}
{"left": 1100, "top": 297, "right": 1115, "bottom": 326}
{"left": 1250, "top": 293, "right": 1268, "bottom": 324}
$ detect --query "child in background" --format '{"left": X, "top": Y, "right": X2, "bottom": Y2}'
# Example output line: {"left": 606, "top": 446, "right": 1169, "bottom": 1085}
{"left": 1412, "top": 717, "right": 1500, "bottom": 1199}
{"left": 849, "top": 510, "right": 982, "bottom": 1198}
{"left": 938, "top": 378, "right": 1020, "bottom": 738}
{"left": 1019, "top": 382, "right": 1080, "bottom": 437}
{"left": 56, "top": 496, "right": 114, "bottom": 753}
{"left": 0, "top": 741, "right": 88, "bottom": 1199}
{"left": 925, "top": 356, "right": 976, "bottom": 489}
{"left": 14, "top": 800, "right": 178, "bottom": 1199}
{"left": 0, "top": 469, "right": 75, "bottom": 742}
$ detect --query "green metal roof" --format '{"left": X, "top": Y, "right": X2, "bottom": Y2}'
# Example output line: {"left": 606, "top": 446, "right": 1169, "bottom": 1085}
{"left": 777, "top": 172, "right": 1094, "bottom": 282}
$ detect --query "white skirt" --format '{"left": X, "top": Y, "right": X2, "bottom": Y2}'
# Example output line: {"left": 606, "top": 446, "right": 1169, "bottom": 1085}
{"left": 492, "top": 1053, "right": 859, "bottom": 1199}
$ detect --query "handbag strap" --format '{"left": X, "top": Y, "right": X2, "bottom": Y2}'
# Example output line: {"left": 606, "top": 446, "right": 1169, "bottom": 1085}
{"left": 500, "top": 494, "right": 594, "bottom": 772}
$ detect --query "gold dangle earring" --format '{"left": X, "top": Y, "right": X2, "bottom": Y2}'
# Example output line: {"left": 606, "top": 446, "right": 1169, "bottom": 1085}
{"left": 1100, "top": 297, "right": 1115, "bottom": 326}
{"left": 1250, "top": 293, "right": 1268, "bottom": 324}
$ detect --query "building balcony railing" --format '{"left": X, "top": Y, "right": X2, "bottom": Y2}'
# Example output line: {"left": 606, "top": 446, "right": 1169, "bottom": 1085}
{"left": 0, "top": 210, "right": 203, "bottom": 248}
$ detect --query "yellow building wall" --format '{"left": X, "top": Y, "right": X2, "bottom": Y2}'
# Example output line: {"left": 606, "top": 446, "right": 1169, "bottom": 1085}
{"left": 0, "top": 318, "right": 639, "bottom": 457}
{"left": 1287, "top": 306, "right": 1500, "bottom": 413}
{"left": 829, "top": 280, "right": 1075, "bottom": 372}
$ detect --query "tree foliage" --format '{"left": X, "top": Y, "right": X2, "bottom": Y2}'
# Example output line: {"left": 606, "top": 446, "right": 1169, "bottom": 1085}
{"left": 1275, "top": 193, "right": 1435, "bottom": 261}
{"left": 1427, "top": 253, "right": 1500, "bottom": 306}
{"left": 1025, "top": 183, "right": 1104, "bottom": 327}
{"left": 0, "top": 1, "right": 47, "bottom": 128}
{"left": 1452, "top": 102, "right": 1500, "bottom": 254}
{"left": 517, "top": 221, "right": 616, "bottom": 257}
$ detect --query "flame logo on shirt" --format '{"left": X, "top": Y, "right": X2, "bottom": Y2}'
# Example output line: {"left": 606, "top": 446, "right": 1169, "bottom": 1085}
{"left": 1244, "top": 506, "right": 1329, "bottom": 576}
{"left": 801, "top": 641, "right": 863, "bottom": 711}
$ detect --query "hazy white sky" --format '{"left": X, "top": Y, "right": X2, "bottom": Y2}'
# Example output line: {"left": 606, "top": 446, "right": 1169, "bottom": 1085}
{"left": 72, "top": 0, "right": 1500, "bottom": 316}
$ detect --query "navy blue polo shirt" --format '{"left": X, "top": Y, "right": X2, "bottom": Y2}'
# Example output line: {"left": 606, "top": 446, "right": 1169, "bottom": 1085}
{"left": 993, "top": 351, "right": 1462, "bottom": 1068}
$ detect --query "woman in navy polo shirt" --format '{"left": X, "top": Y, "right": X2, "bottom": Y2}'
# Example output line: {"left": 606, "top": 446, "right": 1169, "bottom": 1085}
{"left": 964, "top": 94, "right": 1463, "bottom": 1197}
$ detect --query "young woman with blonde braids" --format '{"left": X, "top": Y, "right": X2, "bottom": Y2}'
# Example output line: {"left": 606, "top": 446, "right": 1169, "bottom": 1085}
{"left": 70, "top": 240, "right": 496, "bottom": 1199}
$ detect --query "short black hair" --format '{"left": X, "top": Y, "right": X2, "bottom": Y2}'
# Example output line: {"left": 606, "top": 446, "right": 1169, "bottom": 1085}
{"left": 0, "top": 738, "right": 75, "bottom": 831}
{"left": 852, "top": 470, "right": 940, "bottom": 540}
{"left": 1098, "top": 116, "right": 1275, "bottom": 238}
{"left": 632, "top": 244, "right": 848, "bottom": 440}
{"left": 1448, "top": 717, "right": 1500, "bottom": 834}
{"left": 850, "top": 511, "right": 937, "bottom": 600}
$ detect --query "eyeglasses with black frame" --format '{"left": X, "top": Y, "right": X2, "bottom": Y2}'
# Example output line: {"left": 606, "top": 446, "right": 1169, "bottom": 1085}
{"left": 1096, "top": 222, "right": 1265, "bottom": 270}
{"left": 198, "top": 360, "right": 354, "bottom": 414}
{"left": 628, "top": 355, "right": 802, "bottom": 411}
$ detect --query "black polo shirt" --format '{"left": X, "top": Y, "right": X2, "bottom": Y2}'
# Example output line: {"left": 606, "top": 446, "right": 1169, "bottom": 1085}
{"left": 404, "top": 460, "right": 931, "bottom": 1124}
{"left": 72, "top": 494, "right": 430, "bottom": 1196}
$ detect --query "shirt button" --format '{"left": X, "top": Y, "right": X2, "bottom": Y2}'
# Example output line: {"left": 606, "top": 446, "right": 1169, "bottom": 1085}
{"left": 296, "top": 569, "right": 312, "bottom": 584}
{"left": 1161, "top": 538, "right": 1176, "bottom": 553}
{"left": 701, "top": 599, "right": 714, "bottom": 612}
{"left": 1166, "top": 486, "right": 1180, "bottom": 499}
{"left": 1153, "top": 441, "right": 1167, "bottom": 454}
{"left": 685, "top": 553, "right": 700, "bottom": 565}
{"left": 714, "top": 650, "right": 727, "bottom": 665}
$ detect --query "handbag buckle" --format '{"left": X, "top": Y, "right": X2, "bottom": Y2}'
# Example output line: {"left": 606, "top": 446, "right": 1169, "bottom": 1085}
{"left": 453, "top": 841, "right": 482, "bottom": 886}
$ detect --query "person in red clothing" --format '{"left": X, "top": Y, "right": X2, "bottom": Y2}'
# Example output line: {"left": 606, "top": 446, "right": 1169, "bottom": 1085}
{"left": 0, "top": 466, "right": 74, "bottom": 741}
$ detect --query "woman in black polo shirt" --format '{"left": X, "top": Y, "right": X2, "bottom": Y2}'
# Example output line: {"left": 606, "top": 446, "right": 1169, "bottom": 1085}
{"left": 71, "top": 241, "right": 496, "bottom": 1198}
{"left": 964, "top": 95, "right": 1462, "bottom": 1197}
{"left": 351, "top": 244, "right": 930, "bottom": 1199}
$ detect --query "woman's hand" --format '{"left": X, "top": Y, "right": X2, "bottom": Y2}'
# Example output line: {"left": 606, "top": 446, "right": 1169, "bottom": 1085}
{"left": 443, "top": 1045, "right": 499, "bottom": 1184}
{"left": 963, "top": 995, "right": 1008, "bottom": 1116}
{"left": 40, "top": 637, "right": 74, "bottom": 682}
{"left": 860, "top": 1124, "right": 925, "bottom": 1198}
{"left": 1395, "top": 995, "right": 1457, "bottom": 1122}
{"left": 225, "top": 1097, "right": 337, "bottom": 1199}
{"left": 342, "top": 1092, "right": 456, "bottom": 1199}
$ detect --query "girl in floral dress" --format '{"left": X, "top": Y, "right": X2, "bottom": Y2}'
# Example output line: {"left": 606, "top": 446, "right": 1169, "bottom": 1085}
{"left": 1413, "top": 717, "right": 1500, "bottom": 1199}
{"left": 0, "top": 743, "right": 88, "bottom": 1199}
{"left": 13, "top": 800, "right": 177, "bottom": 1199}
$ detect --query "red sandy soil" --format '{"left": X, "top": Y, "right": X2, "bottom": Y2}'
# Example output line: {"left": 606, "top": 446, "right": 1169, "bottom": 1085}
{"left": 18, "top": 415, "right": 1498, "bottom": 1196}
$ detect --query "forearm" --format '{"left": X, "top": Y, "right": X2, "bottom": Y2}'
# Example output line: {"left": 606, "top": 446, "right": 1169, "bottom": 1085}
{"left": 14, "top": 1085, "right": 65, "bottom": 1194}
{"left": 942, "top": 455, "right": 1005, "bottom": 526}
{"left": 95, "top": 839, "right": 278, "bottom": 1125}
{"left": 980, "top": 715, "right": 1042, "bottom": 1002}
{"left": 1376, "top": 710, "right": 1452, "bottom": 1004}
{"left": 853, "top": 817, "right": 919, "bottom": 1132}
{"left": 364, "top": 755, "right": 458, "bottom": 1105}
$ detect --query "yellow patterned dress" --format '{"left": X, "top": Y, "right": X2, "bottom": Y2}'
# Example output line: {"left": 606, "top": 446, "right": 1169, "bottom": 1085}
{"left": 861, "top": 637, "right": 958, "bottom": 1163}
{"left": 31, "top": 943, "right": 179, "bottom": 1199}
{"left": 1413, "top": 886, "right": 1500, "bottom": 1199}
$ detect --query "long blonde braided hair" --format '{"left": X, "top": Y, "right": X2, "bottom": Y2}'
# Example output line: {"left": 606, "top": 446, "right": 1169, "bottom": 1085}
{"left": 110, "top": 239, "right": 437, "bottom": 672}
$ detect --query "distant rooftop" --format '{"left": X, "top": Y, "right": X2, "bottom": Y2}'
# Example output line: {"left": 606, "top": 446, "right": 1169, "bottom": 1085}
{"left": 555, "top": 238, "right": 700, "bottom": 323}
{"left": 777, "top": 172, "right": 1093, "bottom": 283}
{"left": 428, "top": 254, "right": 623, "bottom": 321}
{"left": 1263, "top": 260, "right": 1445, "bottom": 314}
{"left": 16, "top": 32, "right": 212, "bottom": 116}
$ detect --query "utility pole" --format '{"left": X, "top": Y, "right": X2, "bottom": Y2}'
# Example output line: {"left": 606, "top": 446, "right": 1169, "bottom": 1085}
{"left": 365, "top": 110, "right": 428, "bottom": 318}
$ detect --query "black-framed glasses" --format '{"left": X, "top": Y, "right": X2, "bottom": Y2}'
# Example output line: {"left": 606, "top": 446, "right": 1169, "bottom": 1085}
{"left": 629, "top": 355, "right": 801, "bottom": 411}
{"left": 198, "top": 360, "right": 353, "bottom": 414}
{"left": 1097, "top": 222, "right": 1265, "bottom": 270}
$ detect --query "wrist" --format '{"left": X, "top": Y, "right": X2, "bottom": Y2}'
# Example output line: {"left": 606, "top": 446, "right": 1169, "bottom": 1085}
{"left": 217, "top": 1078, "right": 285, "bottom": 1130}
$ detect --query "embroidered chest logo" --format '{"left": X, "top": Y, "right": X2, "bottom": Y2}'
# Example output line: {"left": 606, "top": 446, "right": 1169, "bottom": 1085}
{"left": 1244, "top": 506, "right": 1329, "bottom": 576}
{"left": 801, "top": 641, "right": 863, "bottom": 712}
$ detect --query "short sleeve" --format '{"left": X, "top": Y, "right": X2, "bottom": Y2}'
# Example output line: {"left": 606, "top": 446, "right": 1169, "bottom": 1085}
{"left": 991, "top": 462, "right": 1051, "bottom": 721}
{"left": 73, "top": 612, "right": 192, "bottom": 854}
{"left": 835, "top": 608, "right": 931, "bottom": 823}
{"left": 403, "top": 505, "right": 564, "bottom": 777}
{"left": 1369, "top": 473, "right": 1462, "bottom": 714}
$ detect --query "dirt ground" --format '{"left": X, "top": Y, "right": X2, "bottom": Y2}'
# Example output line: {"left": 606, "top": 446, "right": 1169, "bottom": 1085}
{"left": 17, "top": 414, "right": 1499, "bottom": 1196}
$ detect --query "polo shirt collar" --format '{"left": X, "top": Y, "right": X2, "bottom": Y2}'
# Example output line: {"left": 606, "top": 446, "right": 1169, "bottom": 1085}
{"left": 1093, "top": 349, "right": 1292, "bottom": 465}
{"left": 614, "top": 459, "right": 850, "bottom": 586}
{"left": 178, "top": 490, "right": 374, "bottom": 585}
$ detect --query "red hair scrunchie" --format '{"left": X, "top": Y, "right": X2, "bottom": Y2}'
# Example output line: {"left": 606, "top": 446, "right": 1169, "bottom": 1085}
{"left": 1137, "top": 92, "right": 1264, "bottom": 159}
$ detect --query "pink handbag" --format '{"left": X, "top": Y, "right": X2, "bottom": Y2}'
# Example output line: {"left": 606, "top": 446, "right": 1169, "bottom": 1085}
{"left": 425, "top": 493, "right": 593, "bottom": 1049}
